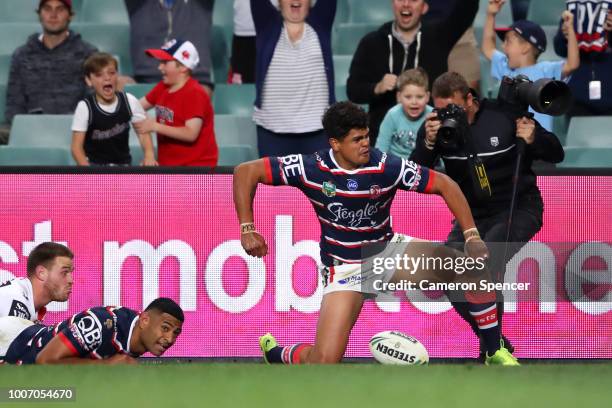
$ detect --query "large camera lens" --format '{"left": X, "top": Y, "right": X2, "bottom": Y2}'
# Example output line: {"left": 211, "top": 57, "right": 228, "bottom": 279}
{"left": 515, "top": 78, "right": 572, "bottom": 115}
{"left": 437, "top": 118, "right": 459, "bottom": 148}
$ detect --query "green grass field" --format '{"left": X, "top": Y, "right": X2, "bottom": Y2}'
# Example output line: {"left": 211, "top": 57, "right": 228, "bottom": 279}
{"left": 0, "top": 363, "right": 609, "bottom": 408}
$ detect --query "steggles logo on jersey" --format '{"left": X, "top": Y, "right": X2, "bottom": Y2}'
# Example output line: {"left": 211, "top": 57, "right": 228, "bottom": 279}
{"left": 9, "top": 300, "right": 31, "bottom": 320}
{"left": 327, "top": 201, "right": 382, "bottom": 227}
{"left": 322, "top": 181, "right": 336, "bottom": 197}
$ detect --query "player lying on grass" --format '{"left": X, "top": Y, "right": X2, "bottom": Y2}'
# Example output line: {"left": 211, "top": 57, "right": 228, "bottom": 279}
{"left": 0, "top": 297, "right": 183, "bottom": 365}
{"left": 233, "top": 101, "right": 519, "bottom": 366}
{"left": 0, "top": 242, "right": 73, "bottom": 322}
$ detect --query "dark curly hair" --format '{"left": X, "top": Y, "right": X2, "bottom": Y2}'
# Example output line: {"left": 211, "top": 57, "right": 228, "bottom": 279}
{"left": 322, "top": 101, "right": 369, "bottom": 140}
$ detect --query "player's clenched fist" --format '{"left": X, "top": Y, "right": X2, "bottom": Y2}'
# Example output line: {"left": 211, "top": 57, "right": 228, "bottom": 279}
{"left": 241, "top": 231, "right": 268, "bottom": 258}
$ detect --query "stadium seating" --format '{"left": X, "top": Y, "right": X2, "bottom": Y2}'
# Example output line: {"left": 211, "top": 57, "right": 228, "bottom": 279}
{"left": 0, "top": 0, "right": 40, "bottom": 23}
{"left": 213, "top": 84, "right": 255, "bottom": 115}
{"left": 335, "top": 84, "right": 348, "bottom": 102}
{"left": 0, "top": 23, "right": 39, "bottom": 56}
{"left": 0, "top": 54, "right": 10, "bottom": 85}
{"left": 474, "top": 0, "right": 514, "bottom": 28}
{"left": 9, "top": 114, "right": 72, "bottom": 147}
{"left": 72, "top": 23, "right": 131, "bottom": 74}
{"left": 333, "top": 55, "right": 352, "bottom": 87}
{"left": 336, "top": 0, "right": 350, "bottom": 24}
{"left": 0, "top": 84, "right": 6, "bottom": 124}
{"left": 214, "top": 114, "right": 257, "bottom": 153}
{"left": 211, "top": 25, "right": 230, "bottom": 83}
{"left": 527, "top": 0, "right": 565, "bottom": 26}
{"left": 80, "top": 0, "right": 129, "bottom": 24}
{"left": 332, "top": 23, "right": 376, "bottom": 55}
{"left": 557, "top": 147, "right": 612, "bottom": 168}
{"left": 540, "top": 25, "right": 563, "bottom": 62}
{"left": 348, "top": 0, "right": 392, "bottom": 24}
{"left": 218, "top": 144, "right": 258, "bottom": 166}
{"left": 565, "top": 116, "right": 612, "bottom": 147}
{"left": 0, "top": 146, "right": 72, "bottom": 165}
{"left": 123, "top": 83, "right": 155, "bottom": 99}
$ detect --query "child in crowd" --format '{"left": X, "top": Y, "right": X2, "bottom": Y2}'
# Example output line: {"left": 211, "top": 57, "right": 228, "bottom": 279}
{"left": 481, "top": 0, "right": 579, "bottom": 131}
{"left": 376, "top": 68, "right": 433, "bottom": 158}
{"left": 134, "top": 39, "right": 218, "bottom": 167}
{"left": 71, "top": 52, "right": 156, "bottom": 166}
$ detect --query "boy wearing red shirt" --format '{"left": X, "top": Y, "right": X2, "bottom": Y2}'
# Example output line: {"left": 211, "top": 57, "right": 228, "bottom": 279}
{"left": 135, "top": 39, "right": 218, "bottom": 166}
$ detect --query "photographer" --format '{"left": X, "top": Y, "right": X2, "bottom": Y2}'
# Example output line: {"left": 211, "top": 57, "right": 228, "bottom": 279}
{"left": 410, "top": 72, "right": 564, "bottom": 358}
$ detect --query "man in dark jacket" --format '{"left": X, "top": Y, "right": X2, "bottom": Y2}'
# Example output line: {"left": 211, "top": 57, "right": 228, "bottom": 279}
{"left": 346, "top": 0, "right": 478, "bottom": 145}
{"left": 5, "top": 0, "right": 97, "bottom": 125}
{"left": 410, "top": 72, "right": 565, "bottom": 359}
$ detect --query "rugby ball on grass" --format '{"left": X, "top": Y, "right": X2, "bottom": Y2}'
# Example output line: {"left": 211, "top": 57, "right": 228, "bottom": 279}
{"left": 369, "top": 331, "right": 429, "bottom": 365}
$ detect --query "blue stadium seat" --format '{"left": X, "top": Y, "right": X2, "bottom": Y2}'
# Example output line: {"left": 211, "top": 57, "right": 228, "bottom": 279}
{"left": 333, "top": 55, "right": 352, "bottom": 87}
{"left": 214, "top": 114, "right": 257, "bottom": 154}
{"left": 0, "top": 0, "right": 39, "bottom": 23}
{"left": 335, "top": 84, "right": 348, "bottom": 102}
{"left": 211, "top": 25, "right": 230, "bottom": 83}
{"left": 527, "top": 0, "right": 565, "bottom": 26}
{"left": 80, "top": 0, "right": 129, "bottom": 24}
{"left": 9, "top": 114, "right": 73, "bottom": 147}
{"left": 213, "top": 84, "right": 255, "bottom": 115}
{"left": 0, "top": 55, "right": 10, "bottom": 85}
{"left": 72, "top": 23, "right": 131, "bottom": 74}
{"left": 349, "top": 0, "right": 392, "bottom": 24}
{"left": 218, "top": 145, "right": 258, "bottom": 166}
{"left": 336, "top": 0, "right": 350, "bottom": 24}
{"left": 0, "top": 23, "right": 39, "bottom": 56}
{"left": 540, "top": 25, "right": 563, "bottom": 63}
{"left": 0, "top": 84, "right": 6, "bottom": 124}
{"left": 0, "top": 146, "right": 72, "bottom": 165}
{"left": 565, "top": 116, "right": 612, "bottom": 147}
{"left": 557, "top": 147, "right": 612, "bottom": 168}
{"left": 333, "top": 23, "right": 377, "bottom": 55}
{"left": 474, "top": 0, "right": 513, "bottom": 28}
{"left": 124, "top": 83, "right": 156, "bottom": 99}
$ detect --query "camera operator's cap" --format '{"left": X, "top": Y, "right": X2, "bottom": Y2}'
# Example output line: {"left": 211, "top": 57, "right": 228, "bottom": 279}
{"left": 495, "top": 20, "right": 547, "bottom": 53}
{"left": 39, "top": 0, "right": 72, "bottom": 12}
{"left": 145, "top": 39, "right": 200, "bottom": 70}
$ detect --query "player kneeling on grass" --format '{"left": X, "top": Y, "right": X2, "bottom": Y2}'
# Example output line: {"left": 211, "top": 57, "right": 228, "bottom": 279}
{"left": 0, "top": 297, "right": 183, "bottom": 365}
{"left": 233, "top": 101, "right": 519, "bottom": 366}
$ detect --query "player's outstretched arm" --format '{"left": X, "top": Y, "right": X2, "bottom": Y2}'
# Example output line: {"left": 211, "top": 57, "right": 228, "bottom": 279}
{"left": 426, "top": 171, "right": 488, "bottom": 259}
{"left": 233, "top": 159, "right": 271, "bottom": 258}
{"left": 35, "top": 335, "right": 136, "bottom": 365}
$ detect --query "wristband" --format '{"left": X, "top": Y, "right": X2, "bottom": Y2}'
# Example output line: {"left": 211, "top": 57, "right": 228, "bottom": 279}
{"left": 240, "top": 223, "right": 256, "bottom": 235}
{"left": 463, "top": 227, "right": 480, "bottom": 242}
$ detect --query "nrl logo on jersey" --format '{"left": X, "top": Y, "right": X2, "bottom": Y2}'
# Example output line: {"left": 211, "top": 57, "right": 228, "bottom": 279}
{"left": 369, "top": 185, "right": 382, "bottom": 199}
{"left": 322, "top": 181, "right": 336, "bottom": 197}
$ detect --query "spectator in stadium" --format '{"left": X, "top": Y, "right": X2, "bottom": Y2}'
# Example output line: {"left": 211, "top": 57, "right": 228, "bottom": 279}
{"left": 228, "top": 0, "right": 263, "bottom": 84}
{"left": 410, "top": 72, "right": 564, "bottom": 361}
{"left": 251, "top": 0, "right": 337, "bottom": 157}
{"left": 3, "top": 0, "right": 97, "bottom": 137}
{"left": 124, "top": 0, "right": 214, "bottom": 94}
{"left": 425, "top": 0, "right": 481, "bottom": 90}
{"left": 554, "top": 1, "right": 612, "bottom": 116}
{"left": 346, "top": 0, "right": 478, "bottom": 146}
{"left": 235, "top": 101, "right": 519, "bottom": 366}
{"left": 0, "top": 298, "right": 183, "bottom": 365}
{"left": 71, "top": 53, "right": 157, "bottom": 166}
{"left": 133, "top": 39, "right": 218, "bottom": 167}
{"left": 0, "top": 242, "right": 73, "bottom": 323}
{"left": 375, "top": 68, "right": 433, "bottom": 158}
{"left": 482, "top": 0, "right": 580, "bottom": 131}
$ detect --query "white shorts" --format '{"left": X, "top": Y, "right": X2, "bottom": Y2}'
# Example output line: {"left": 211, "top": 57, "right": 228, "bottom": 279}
{"left": 0, "top": 316, "right": 33, "bottom": 357}
{"left": 320, "top": 233, "right": 415, "bottom": 297}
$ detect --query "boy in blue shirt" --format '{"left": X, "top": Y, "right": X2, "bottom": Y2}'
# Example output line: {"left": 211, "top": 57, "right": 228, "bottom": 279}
{"left": 481, "top": 0, "right": 579, "bottom": 131}
{"left": 375, "top": 68, "right": 433, "bottom": 158}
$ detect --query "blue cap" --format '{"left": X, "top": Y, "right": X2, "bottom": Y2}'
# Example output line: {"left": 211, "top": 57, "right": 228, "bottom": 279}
{"left": 495, "top": 20, "right": 547, "bottom": 53}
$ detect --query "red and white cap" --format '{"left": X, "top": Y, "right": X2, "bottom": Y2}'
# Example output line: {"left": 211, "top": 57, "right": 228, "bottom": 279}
{"left": 145, "top": 39, "right": 200, "bottom": 70}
